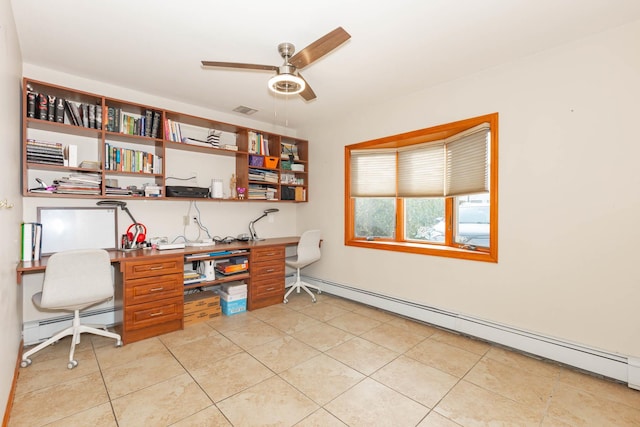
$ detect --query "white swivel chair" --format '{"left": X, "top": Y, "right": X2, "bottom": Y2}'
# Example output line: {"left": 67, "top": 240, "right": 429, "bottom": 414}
{"left": 21, "top": 249, "right": 122, "bottom": 369}
{"left": 284, "top": 230, "right": 322, "bottom": 303}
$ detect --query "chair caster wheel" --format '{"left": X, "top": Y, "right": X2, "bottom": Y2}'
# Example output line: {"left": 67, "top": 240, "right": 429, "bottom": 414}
{"left": 20, "top": 359, "right": 31, "bottom": 368}
{"left": 68, "top": 360, "right": 78, "bottom": 369}
{"left": 317, "top": 289, "right": 322, "bottom": 294}
{"left": 283, "top": 299, "right": 288, "bottom": 304}
{"left": 115, "top": 340, "right": 123, "bottom": 347}
{"left": 312, "top": 298, "right": 317, "bottom": 303}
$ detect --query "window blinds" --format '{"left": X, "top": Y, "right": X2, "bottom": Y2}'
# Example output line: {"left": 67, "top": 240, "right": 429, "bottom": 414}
{"left": 398, "top": 141, "right": 445, "bottom": 197}
{"left": 350, "top": 149, "right": 396, "bottom": 197}
{"left": 350, "top": 123, "right": 489, "bottom": 198}
{"left": 445, "top": 123, "right": 490, "bottom": 196}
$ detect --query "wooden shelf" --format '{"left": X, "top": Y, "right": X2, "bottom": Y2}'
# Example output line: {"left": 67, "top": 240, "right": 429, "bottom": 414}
{"left": 22, "top": 77, "right": 309, "bottom": 202}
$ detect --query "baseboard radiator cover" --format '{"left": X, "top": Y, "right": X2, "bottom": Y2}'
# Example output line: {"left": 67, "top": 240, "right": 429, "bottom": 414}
{"left": 303, "top": 275, "right": 638, "bottom": 389}
{"left": 22, "top": 307, "right": 118, "bottom": 346}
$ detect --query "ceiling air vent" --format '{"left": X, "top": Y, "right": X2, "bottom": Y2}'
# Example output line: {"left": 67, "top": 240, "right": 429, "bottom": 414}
{"left": 233, "top": 105, "right": 258, "bottom": 115}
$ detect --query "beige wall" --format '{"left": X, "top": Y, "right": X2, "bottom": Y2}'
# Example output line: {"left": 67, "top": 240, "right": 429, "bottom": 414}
{"left": 0, "top": 0, "right": 24, "bottom": 418}
{"left": 298, "top": 19, "right": 640, "bottom": 359}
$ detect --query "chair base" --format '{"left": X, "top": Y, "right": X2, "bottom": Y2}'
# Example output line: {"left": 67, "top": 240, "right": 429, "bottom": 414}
{"left": 284, "top": 273, "right": 321, "bottom": 304}
{"left": 21, "top": 309, "right": 121, "bottom": 369}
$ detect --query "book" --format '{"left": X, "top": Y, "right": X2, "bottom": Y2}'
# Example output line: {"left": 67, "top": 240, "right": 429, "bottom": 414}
{"left": 64, "top": 144, "right": 78, "bottom": 167}
{"left": 33, "top": 224, "right": 42, "bottom": 261}
{"left": 55, "top": 97, "right": 65, "bottom": 123}
{"left": 81, "top": 104, "right": 89, "bottom": 127}
{"left": 26, "top": 90, "right": 36, "bottom": 118}
{"left": 96, "top": 105, "right": 102, "bottom": 130}
{"left": 21, "top": 223, "right": 33, "bottom": 262}
{"left": 151, "top": 111, "right": 161, "bottom": 138}
{"left": 67, "top": 101, "right": 82, "bottom": 126}
{"left": 37, "top": 93, "right": 48, "bottom": 120}
{"left": 64, "top": 100, "right": 79, "bottom": 126}
{"left": 88, "top": 104, "right": 96, "bottom": 129}
{"left": 114, "top": 108, "right": 120, "bottom": 132}
{"left": 47, "top": 95, "right": 56, "bottom": 121}
{"left": 144, "top": 109, "right": 153, "bottom": 137}
{"left": 21, "top": 223, "right": 42, "bottom": 262}
{"left": 106, "top": 107, "right": 114, "bottom": 131}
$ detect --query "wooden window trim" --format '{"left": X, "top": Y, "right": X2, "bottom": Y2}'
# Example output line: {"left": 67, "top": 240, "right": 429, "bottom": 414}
{"left": 345, "top": 113, "right": 499, "bottom": 263}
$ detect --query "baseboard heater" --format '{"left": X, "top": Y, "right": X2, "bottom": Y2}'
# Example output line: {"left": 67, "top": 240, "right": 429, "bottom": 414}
{"left": 23, "top": 306, "right": 119, "bottom": 346}
{"left": 302, "top": 275, "right": 640, "bottom": 390}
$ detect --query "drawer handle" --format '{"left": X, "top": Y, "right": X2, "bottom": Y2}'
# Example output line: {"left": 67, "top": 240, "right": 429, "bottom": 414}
{"left": 150, "top": 287, "right": 164, "bottom": 292}
{"left": 266, "top": 269, "right": 275, "bottom": 273}
{"left": 265, "top": 252, "right": 276, "bottom": 256}
{"left": 266, "top": 287, "right": 275, "bottom": 291}
{"left": 149, "top": 311, "right": 164, "bottom": 317}
{"left": 150, "top": 266, "right": 163, "bottom": 270}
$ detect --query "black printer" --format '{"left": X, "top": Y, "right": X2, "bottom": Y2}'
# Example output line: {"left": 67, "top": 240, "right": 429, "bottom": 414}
{"left": 165, "top": 186, "right": 209, "bottom": 198}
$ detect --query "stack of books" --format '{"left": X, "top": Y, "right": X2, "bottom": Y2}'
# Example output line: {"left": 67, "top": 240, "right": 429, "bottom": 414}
{"left": 54, "top": 172, "right": 101, "bottom": 195}
{"left": 248, "top": 184, "right": 268, "bottom": 200}
{"left": 26, "top": 139, "right": 64, "bottom": 166}
{"left": 248, "top": 168, "right": 278, "bottom": 183}
{"left": 184, "top": 270, "right": 205, "bottom": 285}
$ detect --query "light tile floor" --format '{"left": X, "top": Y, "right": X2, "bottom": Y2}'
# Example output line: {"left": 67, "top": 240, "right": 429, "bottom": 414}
{"left": 9, "top": 292, "right": 640, "bottom": 426}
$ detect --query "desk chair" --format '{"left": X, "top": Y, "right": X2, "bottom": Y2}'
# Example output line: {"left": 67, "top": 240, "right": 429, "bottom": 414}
{"left": 21, "top": 249, "right": 122, "bottom": 369}
{"left": 284, "top": 230, "right": 322, "bottom": 303}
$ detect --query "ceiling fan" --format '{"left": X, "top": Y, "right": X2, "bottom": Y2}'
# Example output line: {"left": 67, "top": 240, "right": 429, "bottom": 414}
{"left": 201, "top": 27, "right": 351, "bottom": 101}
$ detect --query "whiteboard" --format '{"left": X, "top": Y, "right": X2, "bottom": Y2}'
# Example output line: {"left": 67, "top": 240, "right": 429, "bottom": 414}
{"left": 37, "top": 207, "right": 118, "bottom": 255}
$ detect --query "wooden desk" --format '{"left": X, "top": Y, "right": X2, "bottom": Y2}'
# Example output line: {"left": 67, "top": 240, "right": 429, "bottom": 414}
{"left": 17, "top": 237, "right": 299, "bottom": 343}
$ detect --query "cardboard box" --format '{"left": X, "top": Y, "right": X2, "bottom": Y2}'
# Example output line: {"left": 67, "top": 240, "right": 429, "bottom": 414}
{"left": 184, "top": 305, "right": 221, "bottom": 326}
{"left": 221, "top": 298, "right": 247, "bottom": 316}
{"left": 184, "top": 291, "right": 220, "bottom": 315}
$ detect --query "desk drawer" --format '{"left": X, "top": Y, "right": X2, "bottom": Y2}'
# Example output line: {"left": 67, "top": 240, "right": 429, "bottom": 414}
{"left": 124, "top": 296, "right": 183, "bottom": 332}
{"left": 251, "top": 246, "right": 285, "bottom": 262}
{"left": 251, "top": 262, "right": 284, "bottom": 278}
{"left": 124, "top": 273, "right": 183, "bottom": 305}
{"left": 122, "top": 256, "right": 183, "bottom": 279}
{"left": 252, "top": 278, "right": 285, "bottom": 299}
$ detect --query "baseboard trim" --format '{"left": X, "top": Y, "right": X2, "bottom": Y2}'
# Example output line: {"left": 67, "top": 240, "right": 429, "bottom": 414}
{"left": 2, "top": 340, "right": 22, "bottom": 427}
{"left": 304, "top": 276, "right": 635, "bottom": 388}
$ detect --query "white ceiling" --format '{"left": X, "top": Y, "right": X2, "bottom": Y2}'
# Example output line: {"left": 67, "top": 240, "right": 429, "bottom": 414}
{"left": 11, "top": 0, "right": 640, "bottom": 130}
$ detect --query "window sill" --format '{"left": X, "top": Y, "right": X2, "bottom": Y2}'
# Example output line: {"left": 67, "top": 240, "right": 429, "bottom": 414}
{"left": 345, "top": 239, "right": 497, "bottom": 263}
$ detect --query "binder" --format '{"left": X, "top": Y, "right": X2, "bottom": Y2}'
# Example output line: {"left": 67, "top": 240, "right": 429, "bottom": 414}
{"left": 21, "top": 222, "right": 42, "bottom": 262}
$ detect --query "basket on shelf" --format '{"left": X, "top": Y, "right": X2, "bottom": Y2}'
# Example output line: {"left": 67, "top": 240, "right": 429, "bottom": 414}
{"left": 265, "top": 156, "right": 279, "bottom": 169}
{"left": 249, "top": 155, "right": 264, "bottom": 167}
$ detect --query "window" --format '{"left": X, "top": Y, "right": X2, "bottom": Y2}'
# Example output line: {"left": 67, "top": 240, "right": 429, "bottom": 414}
{"left": 345, "top": 113, "right": 498, "bottom": 262}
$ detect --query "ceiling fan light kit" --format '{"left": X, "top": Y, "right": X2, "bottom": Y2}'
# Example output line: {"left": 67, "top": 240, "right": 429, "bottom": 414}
{"left": 202, "top": 27, "right": 351, "bottom": 101}
{"left": 268, "top": 73, "right": 305, "bottom": 95}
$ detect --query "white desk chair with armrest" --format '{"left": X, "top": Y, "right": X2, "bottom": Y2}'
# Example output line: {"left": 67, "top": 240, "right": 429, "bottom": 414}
{"left": 284, "top": 229, "right": 322, "bottom": 303}
{"left": 21, "top": 249, "right": 122, "bottom": 369}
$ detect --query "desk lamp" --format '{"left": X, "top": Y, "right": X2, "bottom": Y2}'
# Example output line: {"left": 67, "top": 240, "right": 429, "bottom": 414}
{"left": 96, "top": 200, "right": 143, "bottom": 250}
{"left": 249, "top": 208, "right": 279, "bottom": 241}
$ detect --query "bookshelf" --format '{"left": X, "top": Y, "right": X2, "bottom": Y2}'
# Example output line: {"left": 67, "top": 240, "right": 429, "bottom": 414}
{"left": 21, "top": 78, "right": 309, "bottom": 203}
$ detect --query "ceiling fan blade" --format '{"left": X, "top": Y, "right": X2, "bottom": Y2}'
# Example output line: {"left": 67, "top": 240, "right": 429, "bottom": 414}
{"left": 201, "top": 61, "right": 278, "bottom": 71}
{"left": 297, "top": 73, "right": 316, "bottom": 101}
{"left": 289, "top": 27, "right": 351, "bottom": 70}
